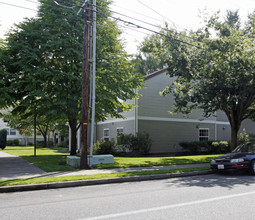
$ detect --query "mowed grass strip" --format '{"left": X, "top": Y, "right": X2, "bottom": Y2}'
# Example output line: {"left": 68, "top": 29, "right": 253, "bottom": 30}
{"left": 2, "top": 146, "right": 219, "bottom": 172}
{"left": 2, "top": 146, "right": 77, "bottom": 172}
{"left": 0, "top": 166, "right": 209, "bottom": 187}
{"left": 97, "top": 155, "right": 219, "bottom": 169}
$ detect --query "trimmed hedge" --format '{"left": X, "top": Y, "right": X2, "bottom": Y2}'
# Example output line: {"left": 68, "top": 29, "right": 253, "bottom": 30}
{"left": 0, "top": 129, "right": 7, "bottom": 150}
{"left": 6, "top": 139, "right": 20, "bottom": 146}
{"left": 179, "top": 140, "right": 230, "bottom": 155}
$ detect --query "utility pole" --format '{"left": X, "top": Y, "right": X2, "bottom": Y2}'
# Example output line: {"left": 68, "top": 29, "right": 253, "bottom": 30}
{"left": 80, "top": 0, "right": 90, "bottom": 169}
{"left": 89, "top": 0, "right": 96, "bottom": 167}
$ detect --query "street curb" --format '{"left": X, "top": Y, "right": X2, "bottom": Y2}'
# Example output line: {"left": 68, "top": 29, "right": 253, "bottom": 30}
{"left": 0, "top": 170, "right": 213, "bottom": 193}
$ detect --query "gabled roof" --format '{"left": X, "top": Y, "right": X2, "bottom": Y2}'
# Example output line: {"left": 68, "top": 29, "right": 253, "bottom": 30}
{"left": 145, "top": 68, "right": 168, "bottom": 81}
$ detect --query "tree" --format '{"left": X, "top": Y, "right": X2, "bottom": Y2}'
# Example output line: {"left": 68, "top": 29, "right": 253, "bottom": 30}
{"left": 132, "top": 34, "right": 165, "bottom": 75}
{"left": 3, "top": 112, "right": 56, "bottom": 147}
{"left": 156, "top": 11, "right": 255, "bottom": 151}
{"left": 2, "top": 0, "right": 143, "bottom": 160}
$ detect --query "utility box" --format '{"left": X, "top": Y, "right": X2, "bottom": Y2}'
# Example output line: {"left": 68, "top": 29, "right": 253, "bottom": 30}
{"left": 66, "top": 154, "right": 114, "bottom": 168}
{"left": 66, "top": 156, "right": 80, "bottom": 168}
{"left": 89, "top": 154, "right": 114, "bottom": 165}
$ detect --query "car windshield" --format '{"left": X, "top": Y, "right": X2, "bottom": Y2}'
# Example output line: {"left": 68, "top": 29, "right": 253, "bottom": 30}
{"left": 232, "top": 143, "right": 255, "bottom": 153}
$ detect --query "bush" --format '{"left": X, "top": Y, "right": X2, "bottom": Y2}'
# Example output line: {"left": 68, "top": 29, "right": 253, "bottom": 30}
{"left": 131, "top": 132, "right": 152, "bottom": 154}
{"left": 248, "top": 132, "right": 255, "bottom": 141}
{"left": 6, "top": 139, "right": 20, "bottom": 146}
{"left": 238, "top": 129, "right": 249, "bottom": 145}
{"left": 0, "top": 129, "right": 7, "bottom": 150}
{"left": 56, "top": 139, "right": 69, "bottom": 148}
{"left": 212, "top": 141, "right": 230, "bottom": 153}
{"left": 117, "top": 132, "right": 152, "bottom": 155}
{"left": 93, "top": 139, "right": 115, "bottom": 155}
{"left": 179, "top": 140, "right": 230, "bottom": 155}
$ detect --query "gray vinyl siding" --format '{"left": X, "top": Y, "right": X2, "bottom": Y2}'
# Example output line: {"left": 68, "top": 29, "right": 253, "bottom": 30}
{"left": 239, "top": 119, "right": 255, "bottom": 134}
{"left": 216, "top": 110, "right": 229, "bottom": 122}
{"left": 216, "top": 124, "right": 231, "bottom": 141}
{"left": 139, "top": 120, "right": 217, "bottom": 153}
{"left": 138, "top": 72, "right": 215, "bottom": 121}
{"left": 96, "top": 70, "right": 255, "bottom": 154}
{"left": 96, "top": 120, "right": 135, "bottom": 143}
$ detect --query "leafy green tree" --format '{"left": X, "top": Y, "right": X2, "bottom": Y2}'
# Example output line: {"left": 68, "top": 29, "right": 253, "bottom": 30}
{"left": 2, "top": 0, "right": 143, "bottom": 157}
{"left": 3, "top": 112, "right": 56, "bottom": 147}
{"left": 157, "top": 11, "right": 255, "bottom": 151}
{"left": 132, "top": 34, "right": 165, "bottom": 75}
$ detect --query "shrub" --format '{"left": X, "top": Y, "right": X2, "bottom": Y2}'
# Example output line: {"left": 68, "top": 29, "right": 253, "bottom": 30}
{"left": 6, "top": 139, "right": 20, "bottom": 146}
{"left": 93, "top": 139, "right": 115, "bottom": 155}
{"left": 238, "top": 129, "right": 249, "bottom": 145}
{"left": 248, "top": 132, "right": 255, "bottom": 141}
{"left": 179, "top": 140, "right": 230, "bottom": 155}
{"left": 0, "top": 129, "right": 7, "bottom": 150}
{"left": 131, "top": 132, "right": 152, "bottom": 154}
{"left": 56, "top": 139, "right": 69, "bottom": 148}
{"left": 117, "top": 132, "right": 152, "bottom": 155}
{"left": 212, "top": 141, "right": 230, "bottom": 153}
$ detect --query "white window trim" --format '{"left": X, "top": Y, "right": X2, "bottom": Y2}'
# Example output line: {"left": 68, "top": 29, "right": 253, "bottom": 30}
{"left": 199, "top": 128, "right": 209, "bottom": 141}
{"left": 103, "top": 128, "right": 110, "bottom": 140}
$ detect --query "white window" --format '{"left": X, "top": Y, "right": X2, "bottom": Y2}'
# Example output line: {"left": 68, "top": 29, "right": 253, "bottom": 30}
{"left": 199, "top": 128, "right": 209, "bottom": 141}
{"left": 103, "top": 129, "right": 109, "bottom": 141}
{"left": 10, "top": 129, "right": 17, "bottom": 135}
{"left": 116, "top": 127, "right": 123, "bottom": 135}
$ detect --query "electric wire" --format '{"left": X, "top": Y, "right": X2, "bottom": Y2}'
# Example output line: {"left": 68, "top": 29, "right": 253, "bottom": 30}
{"left": 136, "top": 0, "right": 179, "bottom": 28}
{"left": 95, "top": 4, "right": 197, "bottom": 42}
{"left": 90, "top": 7, "right": 203, "bottom": 49}
{"left": 0, "top": 0, "right": 203, "bottom": 49}
{"left": 0, "top": 1, "right": 37, "bottom": 12}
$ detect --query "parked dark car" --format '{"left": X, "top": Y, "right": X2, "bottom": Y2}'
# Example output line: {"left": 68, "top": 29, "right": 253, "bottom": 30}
{"left": 210, "top": 142, "right": 255, "bottom": 175}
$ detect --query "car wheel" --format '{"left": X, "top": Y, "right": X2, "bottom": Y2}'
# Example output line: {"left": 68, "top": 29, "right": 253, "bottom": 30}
{"left": 249, "top": 160, "right": 255, "bottom": 175}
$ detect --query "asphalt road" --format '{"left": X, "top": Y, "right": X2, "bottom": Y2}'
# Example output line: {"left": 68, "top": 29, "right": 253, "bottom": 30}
{"left": 1, "top": 173, "right": 255, "bottom": 220}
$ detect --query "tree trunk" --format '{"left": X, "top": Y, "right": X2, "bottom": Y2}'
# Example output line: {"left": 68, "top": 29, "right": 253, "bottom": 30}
{"left": 69, "top": 119, "right": 78, "bottom": 155}
{"left": 225, "top": 110, "right": 242, "bottom": 152}
{"left": 230, "top": 125, "right": 238, "bottom": 151}
{"left": 229, "top": 115, "right": 242, "bottom": 151}
{"left": 42, "top": 133, "right": 48, "bottom": 148}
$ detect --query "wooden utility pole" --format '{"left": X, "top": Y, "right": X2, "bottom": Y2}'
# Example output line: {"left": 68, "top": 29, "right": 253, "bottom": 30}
{"left": 80, "top": 1, "right": 90, "bottom": 169}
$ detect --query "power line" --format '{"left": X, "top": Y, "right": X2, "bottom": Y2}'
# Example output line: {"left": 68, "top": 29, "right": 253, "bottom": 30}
{"left": 0, "top": 1, "right": 37, "bottom": 12}
{"left": 96, "top": 4, "right": 197, "bottom": 42}
{"left": 136, "top": 0, "right": 179, "bottom": 28}
{"left": 0, "top": 0, "right": 203, "bottom": 49}
{"left": 111, "top": 2, "right": 165, "bottom": 24}
{"left": 91, "top": 7, "right": 203, "bottom": 49}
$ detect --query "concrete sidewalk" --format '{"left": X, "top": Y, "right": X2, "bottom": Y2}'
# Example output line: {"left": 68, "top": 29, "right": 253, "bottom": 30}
{"left": 0, "top": 151, "right": 46, "bottom": 180}
{"left": 0, "top": 151, "right": 209, "bottom": 180}
{"left": 0, "top": 151, "right": 212, "bottom": 192}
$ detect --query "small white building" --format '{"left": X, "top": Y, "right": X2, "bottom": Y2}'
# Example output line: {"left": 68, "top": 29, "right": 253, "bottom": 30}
{"left": 0, "top": 109, "right": 44, "bottom": 145}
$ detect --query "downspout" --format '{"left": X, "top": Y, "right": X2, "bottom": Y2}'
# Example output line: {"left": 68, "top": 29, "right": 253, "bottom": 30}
{"left": 134, "top": 89, "right": 138, "bottom": 134}
{"left": 215, "top": 111, "right": 217, "bottom": 140}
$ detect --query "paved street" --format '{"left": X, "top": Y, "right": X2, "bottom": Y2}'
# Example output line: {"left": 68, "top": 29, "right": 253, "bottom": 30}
{"left": 1, "top": 173, "right": 255, "bottom": 220}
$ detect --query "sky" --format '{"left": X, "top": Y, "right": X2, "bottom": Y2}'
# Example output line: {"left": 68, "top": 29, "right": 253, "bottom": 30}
{"left": 0, "top": 0, "right": 254, "bottom": 54}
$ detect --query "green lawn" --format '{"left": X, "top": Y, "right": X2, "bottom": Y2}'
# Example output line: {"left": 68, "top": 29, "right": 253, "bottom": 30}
{"left": 97, "top": 155, "right": 218, "bottom": 169}
{"left": 0, "top": 166, "right": 209, "bottom": 187}
{"left": 2, "top": 146, "right": 77, "bottom": 172}
{"left": 1, "top": 146, "right": 219, "bottom": 172}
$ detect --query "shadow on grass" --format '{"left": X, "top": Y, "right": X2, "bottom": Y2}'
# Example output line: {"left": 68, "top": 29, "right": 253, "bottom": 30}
{"left": 22, "top": 155, "right": 77, "bottom": 172}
